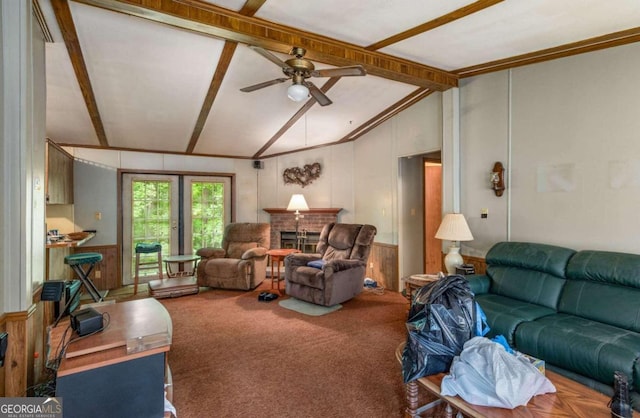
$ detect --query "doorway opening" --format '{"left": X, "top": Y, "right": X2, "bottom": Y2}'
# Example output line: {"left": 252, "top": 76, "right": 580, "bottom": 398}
{"left": 423, "top": 153, "right": 442, "bottom": 273}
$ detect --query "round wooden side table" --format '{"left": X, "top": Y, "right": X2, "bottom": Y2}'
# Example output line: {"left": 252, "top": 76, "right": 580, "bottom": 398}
{"left": 267, "top": 248, "right": 301, "bottom": 292}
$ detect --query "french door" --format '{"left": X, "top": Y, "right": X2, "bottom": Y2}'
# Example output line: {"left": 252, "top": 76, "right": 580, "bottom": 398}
{"left": 122, "top": 173, "right": 231, "bottom": 285}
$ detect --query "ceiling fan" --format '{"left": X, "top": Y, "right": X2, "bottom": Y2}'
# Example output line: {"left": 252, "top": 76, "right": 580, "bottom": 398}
{"left": 240, "top": 45, "right": 366, "bottom": 106}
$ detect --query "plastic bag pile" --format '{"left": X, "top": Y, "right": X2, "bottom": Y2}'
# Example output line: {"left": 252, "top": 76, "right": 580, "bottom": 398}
{"left": 401, "top": 275, "right": 486, "bottom": 383}
{"left": 441, "top": 337, "right": 556, "bottom": 408}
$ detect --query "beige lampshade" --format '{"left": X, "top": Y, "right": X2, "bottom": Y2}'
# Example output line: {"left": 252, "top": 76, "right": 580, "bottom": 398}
{"left": 286, "top": 194, "right": 309, "bottom": 212}
{"left": 435, "top": 213, "right": 474, "bottom": 241}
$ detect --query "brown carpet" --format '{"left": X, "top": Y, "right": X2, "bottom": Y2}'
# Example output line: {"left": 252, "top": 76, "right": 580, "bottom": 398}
{"left": 156, "top": 282, "right": 409, "bottom": 418}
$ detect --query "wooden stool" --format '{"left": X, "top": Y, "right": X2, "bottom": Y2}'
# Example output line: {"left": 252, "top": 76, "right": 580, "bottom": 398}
{"left": 134, "top": 243, "right": 163, "bottom": 295}
{"left": 64, "top": 252, "right": 104, "bottom": 303}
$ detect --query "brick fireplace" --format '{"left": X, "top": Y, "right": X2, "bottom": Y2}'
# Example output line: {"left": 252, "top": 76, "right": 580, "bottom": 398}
{"left": 263, "top": 208, "right": 342, "bottom": 252}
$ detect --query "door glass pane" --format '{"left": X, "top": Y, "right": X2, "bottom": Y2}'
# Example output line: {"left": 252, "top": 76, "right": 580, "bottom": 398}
{"left": 131, "top": 180, "right": 172, "bottom": 278}
{"left": 191, "top": 181, "right": 225, "bottom": 250}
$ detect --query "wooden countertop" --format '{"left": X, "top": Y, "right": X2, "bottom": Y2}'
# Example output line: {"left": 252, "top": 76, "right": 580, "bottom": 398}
{"left": 46, "top": 232, "right": 95, "bottom": 248}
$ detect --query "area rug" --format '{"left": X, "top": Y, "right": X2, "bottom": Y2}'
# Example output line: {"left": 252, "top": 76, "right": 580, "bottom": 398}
{"left": 278, "top": 297, "right": 342, "bottom": 316}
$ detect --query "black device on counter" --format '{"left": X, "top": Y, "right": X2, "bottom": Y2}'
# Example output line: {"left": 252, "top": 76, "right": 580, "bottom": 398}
{"left": 455, "top": 264, "right": 476, "bottom": 275}
{"left": 70, "top": 307, "right": 104, "bottom": 336}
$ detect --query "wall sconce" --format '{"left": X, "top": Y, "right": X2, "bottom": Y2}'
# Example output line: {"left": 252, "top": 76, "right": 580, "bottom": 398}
{"left": 490, "top": 162, "right": 505, "bottom": 197}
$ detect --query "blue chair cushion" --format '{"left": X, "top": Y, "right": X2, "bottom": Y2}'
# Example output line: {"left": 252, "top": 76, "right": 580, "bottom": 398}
{"left": 135, "top": 243, "right": 162, "bottom": 254}
{"left": 65, "top": 252, "right": 103, "bottom": 265}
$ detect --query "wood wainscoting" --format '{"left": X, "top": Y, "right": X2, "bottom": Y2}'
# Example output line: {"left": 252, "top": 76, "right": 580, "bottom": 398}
{"left": 0, "top": 301, "right": 39, "bottom": 397}
{"left": 72, "top": 245, "right": 120, "bottom": 290}
{"left": 368, "top": 242, "right": 399, "bottom": 291}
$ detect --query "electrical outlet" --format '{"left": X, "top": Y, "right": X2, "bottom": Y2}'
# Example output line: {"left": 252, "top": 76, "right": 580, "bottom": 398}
{"left": 95, "top": 270, "right": 101, "bottom": 279}
{"left": 481, "top": 208, "right": 488, "bottom": 219}
{"left": 95, "top": 212, "right": 102, "bottom": 220}
{"left": 369, "top": 262, "right": 373, "bottom": 269}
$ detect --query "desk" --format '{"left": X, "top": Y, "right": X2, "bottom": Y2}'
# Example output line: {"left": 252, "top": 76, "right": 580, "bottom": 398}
{"left": 164, "top": 254, "right": 200, "bottom": 277}
{"left": 54, "top": 299, "right": 172, "bottom": 418}
{"left": 267, "top": 249, "right": 300, "bottom": 292}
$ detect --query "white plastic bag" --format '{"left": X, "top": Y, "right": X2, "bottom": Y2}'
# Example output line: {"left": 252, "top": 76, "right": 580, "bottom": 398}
{"left": 440, "top": 337, "right": 556, "bottom": 409}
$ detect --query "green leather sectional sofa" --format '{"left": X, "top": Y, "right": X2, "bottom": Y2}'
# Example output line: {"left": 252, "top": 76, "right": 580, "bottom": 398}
{"left": 467, "top": 241, "right": 640, "bottom": 409}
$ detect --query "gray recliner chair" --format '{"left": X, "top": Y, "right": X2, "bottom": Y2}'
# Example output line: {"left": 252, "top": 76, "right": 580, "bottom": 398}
{"left": 284, "top": 223, "right": 377, "bottom": 306}
{"left": 196, "top": 223, "right": 270, "bottom": 290}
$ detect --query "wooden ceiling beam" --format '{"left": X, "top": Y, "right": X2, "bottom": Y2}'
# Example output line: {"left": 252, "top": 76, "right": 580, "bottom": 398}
{"left": 74, "top": 0, "right": 458, "bottom": 90}
{"left": 186, "top": 41, "right": 237, "bottom": 154}
{"left": 185, "top": 0, "right": 264, "bottom": 154}
{"left": 51, "top": 0, "right": 109, "bottom": 147}
{"left": 366, "top": 0, "right": 504, "bottom": 51}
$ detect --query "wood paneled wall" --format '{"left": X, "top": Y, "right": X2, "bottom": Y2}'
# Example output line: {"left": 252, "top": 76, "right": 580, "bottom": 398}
{"left": 73, "top": 245, "right": 120, "bottom": 289}
{"left": 368, "top": 242, "right": 399, "bottom": 291}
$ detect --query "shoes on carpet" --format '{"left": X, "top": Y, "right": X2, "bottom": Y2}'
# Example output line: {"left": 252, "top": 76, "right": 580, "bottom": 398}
{"left": 258, "top": 292, "right": 278, "bottom": 302}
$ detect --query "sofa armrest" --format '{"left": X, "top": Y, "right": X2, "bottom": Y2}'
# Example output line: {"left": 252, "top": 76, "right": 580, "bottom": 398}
{"left": 242, "top": 246, "right": 267, "bottom": 259}
{"left": 466, "top": 274, "right": 490, "bottom": 295}
{"left": 196, "top": 247, "right": 226, "bottom": 259}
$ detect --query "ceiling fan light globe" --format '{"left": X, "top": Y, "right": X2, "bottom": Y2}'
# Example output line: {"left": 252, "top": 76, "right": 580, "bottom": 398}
{"left": 287, "top": 84, "right": 309, "bottom": 102}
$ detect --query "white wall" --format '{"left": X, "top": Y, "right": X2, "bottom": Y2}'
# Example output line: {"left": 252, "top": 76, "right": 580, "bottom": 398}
{"left": 354, "top": 93, "right": 442, "bottom": 280}
{"left": 460, "top": 42, "right": 640, "bottom": 256}
{"left": 1, "top": 0, "right": 47, "bottom": 313}
{"left": 69, "top": 142, "right": 355, "bottom": 245}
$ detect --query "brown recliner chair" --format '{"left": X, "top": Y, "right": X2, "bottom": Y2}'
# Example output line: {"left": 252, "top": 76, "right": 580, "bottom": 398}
{"left": 196, "top": 223, "right": 270, "bottom": 290}
{"left": 284, "top": 223, "right": 377, "bottom": 306}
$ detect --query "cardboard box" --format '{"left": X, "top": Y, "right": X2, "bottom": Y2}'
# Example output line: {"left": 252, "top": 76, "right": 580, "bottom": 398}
{"left": 518, "top": 352, "right": 545, "bottom": 375}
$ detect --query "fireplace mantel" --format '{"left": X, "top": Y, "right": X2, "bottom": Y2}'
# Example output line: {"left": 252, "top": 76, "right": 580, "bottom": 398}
{"left": 263, "top": 208, "right": 342, "bottom": 215}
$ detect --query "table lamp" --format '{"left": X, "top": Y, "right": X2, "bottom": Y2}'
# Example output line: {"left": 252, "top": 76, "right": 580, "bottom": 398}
{"left": 287, "top": 194, "right": 309, "bottom": 250}
{"left": 435, "top": 213, "right": 474, "bottom": 275}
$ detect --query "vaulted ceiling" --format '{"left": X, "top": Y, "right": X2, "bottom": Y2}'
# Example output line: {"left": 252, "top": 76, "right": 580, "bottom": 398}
{"left": 38, "top": 0, "right": 640, "bottom": 159}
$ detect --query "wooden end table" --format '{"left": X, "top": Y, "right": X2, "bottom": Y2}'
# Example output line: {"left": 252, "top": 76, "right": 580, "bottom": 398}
{"left": 401, "top": 273, "right": 440, "bottom": 303}
{"left": 267, "top": 248, "right": 300, "bottom": 292}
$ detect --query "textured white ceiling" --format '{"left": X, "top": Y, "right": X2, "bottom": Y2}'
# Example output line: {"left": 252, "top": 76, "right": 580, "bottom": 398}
{"left": 42, "top": 0, "right": 640, "bottom": 158}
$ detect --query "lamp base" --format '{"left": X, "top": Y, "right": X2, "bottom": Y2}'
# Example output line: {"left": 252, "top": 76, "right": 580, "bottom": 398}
{"left": 443, "top": 245, "right": 463, "bottom": 275}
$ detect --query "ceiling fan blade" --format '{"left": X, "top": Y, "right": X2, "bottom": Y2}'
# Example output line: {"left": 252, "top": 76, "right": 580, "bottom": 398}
{"left": 240, "top": 78, "right": 289, "bottom": 92}
{"left": 311, "top": 65, "right": 366, "bottom": 78}
{"left": 306, "top": 81, "right": 333, "bottom": 106}
{"left": 249, "top": 45, "right": 292, "bottom": 69}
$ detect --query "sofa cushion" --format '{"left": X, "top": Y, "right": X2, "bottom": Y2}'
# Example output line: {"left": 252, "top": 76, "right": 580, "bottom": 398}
{"left": 487, "top": 266, "right": 566, "bottom": 310}
{"left": 561, "top": 250, "right": 640, "bottom": 332}
{"left": 515, "top": 313, "right": 640, "bottom": 390}
{"left": 566, "top": 250, "right": 640, "bottom": 289}
{"left": 559, "top": 280, "right": 640, "bottom": 333}
{"left": 475, "top": 294, "right": 556, "bottom": 346}
{"left": 486, "top": 242, "right": 576, "bottom": 278}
